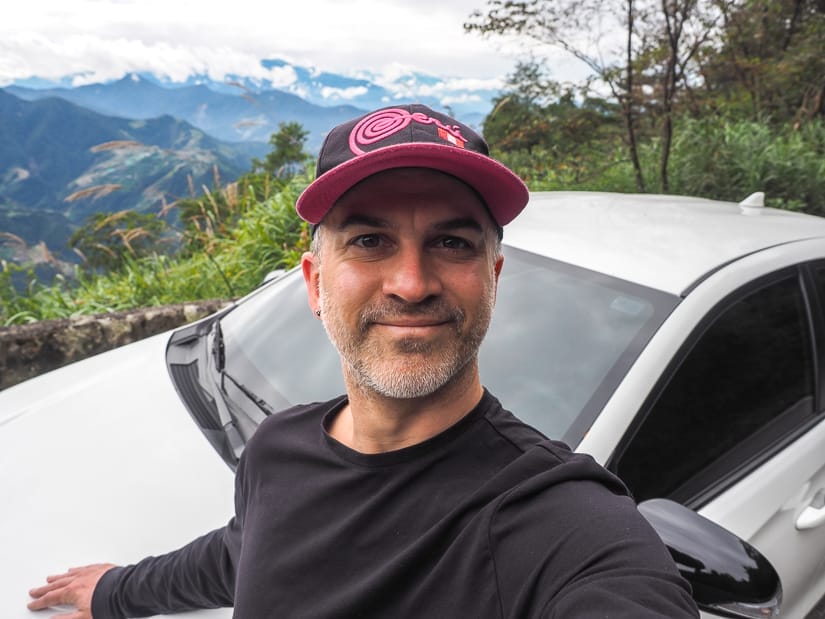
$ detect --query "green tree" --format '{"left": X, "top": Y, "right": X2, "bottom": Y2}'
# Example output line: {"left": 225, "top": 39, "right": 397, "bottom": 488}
{"left": 696, "top": 0, "right": 825, "bottom": 123}
{"left": 484, "top": 61, "right": 623, "bottom": 185}
{"left": 466, "top": 0, "right": 734, "bottom": 191}
{"left": 483, "top": 61, "right": 560, "bottom": 153}
{"left": 253, "top": 122, "right": 311, "bottom": 178}
{"left": 466, "top": 0, "right": 651, "bottom": 189}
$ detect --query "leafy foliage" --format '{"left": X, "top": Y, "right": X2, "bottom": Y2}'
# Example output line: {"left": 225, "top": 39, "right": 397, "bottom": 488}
{"left": 696, "top": 0, "right": 825, "bottom": 123}
{"left": 484, "top": 64, "right": 625, "bottom": 187}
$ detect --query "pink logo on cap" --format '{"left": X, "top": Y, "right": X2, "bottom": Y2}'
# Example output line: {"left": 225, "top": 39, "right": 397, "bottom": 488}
{"left": 349, "top": 108, "right": 466, "bottom": 155}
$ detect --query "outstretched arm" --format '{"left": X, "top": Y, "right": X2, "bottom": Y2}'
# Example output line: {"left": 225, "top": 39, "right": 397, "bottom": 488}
{"left": 490, "top": 454, "right": 698, "bottom": 618}
{"left": 26, "top": 522, "right": 238, "bottom": 619}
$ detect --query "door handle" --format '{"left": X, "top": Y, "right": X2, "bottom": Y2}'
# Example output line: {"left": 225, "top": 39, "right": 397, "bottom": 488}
{"left": 796, "top": 489, "right": 825, "bottom": 530}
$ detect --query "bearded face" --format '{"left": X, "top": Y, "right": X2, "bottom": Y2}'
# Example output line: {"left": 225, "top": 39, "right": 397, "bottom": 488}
{"left": 306, "top": 168, "right": 502, "bottom": 401}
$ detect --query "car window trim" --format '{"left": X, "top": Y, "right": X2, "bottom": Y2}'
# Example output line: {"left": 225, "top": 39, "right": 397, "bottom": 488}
{"left": 607, "top": 264, "right": 822, "bottom": 509}
{"left": 801, "top": 260, "right": 825, "bottom": 413}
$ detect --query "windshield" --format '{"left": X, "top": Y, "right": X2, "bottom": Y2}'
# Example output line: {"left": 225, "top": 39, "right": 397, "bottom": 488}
{"left": 219, "top": 246, "right": 677, "bottom": 446}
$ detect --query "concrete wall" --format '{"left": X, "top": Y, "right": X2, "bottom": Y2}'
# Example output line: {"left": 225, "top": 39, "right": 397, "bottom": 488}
{"left": 0, "top": 300, "right": 230, "bottom": 390}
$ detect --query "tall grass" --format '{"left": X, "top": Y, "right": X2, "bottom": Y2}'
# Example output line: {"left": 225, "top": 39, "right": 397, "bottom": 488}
{"left": 0, "top": 176, "right": 311, "bottom": 326}
{"left": 664, "top": 118, "right": 825, "bottom": 214}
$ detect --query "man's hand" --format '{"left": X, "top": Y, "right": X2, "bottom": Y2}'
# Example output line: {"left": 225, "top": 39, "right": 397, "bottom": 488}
{"left": 28, "top": 563, "right": 116, "bottom": 618}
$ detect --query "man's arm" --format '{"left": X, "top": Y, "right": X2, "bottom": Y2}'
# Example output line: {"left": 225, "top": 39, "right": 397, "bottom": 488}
{"left": 26, "top": 522, "right": 239, "bottom": 619}
{"left": 491, "top": 476, "right": 698, "bottom": 618}
{"left": 27, "top": 525, "right": 238, "bottom": 619}
{"left": 91, "top": 523, "right": 239, "bottom": 618}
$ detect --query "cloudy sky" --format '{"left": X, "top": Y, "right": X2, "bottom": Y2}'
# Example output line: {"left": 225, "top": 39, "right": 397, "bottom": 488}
{"left": 0, "top": 0, "right": 574, "bottom": 90}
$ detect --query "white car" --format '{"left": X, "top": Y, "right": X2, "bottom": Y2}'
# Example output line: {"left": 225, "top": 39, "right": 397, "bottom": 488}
{"left": 3, "top": 191, "right": 825, "bottom": 618}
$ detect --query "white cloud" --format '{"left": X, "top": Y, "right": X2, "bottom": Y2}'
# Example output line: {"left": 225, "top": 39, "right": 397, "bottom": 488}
{"left": 320, "top": 86, "right": 369, "bottom": 101}
{"left": 0, "top": 0, "right": 522, "bottom": 86}
{"left": 441, "top": 93, "right": 483, "bottom": 106}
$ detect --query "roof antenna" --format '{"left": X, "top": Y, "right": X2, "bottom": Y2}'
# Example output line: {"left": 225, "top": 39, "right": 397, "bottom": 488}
{"left": 739, "top": 192, "right": 765, "bottom": 216}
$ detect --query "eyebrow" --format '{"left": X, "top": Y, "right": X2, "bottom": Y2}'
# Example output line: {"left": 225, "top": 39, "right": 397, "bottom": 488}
{"left": 335, "top": 214, "right": 390, "bottom": 231}
{"left": 335, "top": 214, "right": 485, "bottom": 235}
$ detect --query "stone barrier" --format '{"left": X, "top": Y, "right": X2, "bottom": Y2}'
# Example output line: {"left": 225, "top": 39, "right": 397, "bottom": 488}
{"left": 0, "top": 300, "right": 231, "bottom": 391}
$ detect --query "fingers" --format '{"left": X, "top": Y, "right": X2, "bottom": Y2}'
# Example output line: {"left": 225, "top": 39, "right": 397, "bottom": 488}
{"left": 28, "top": 577, "right": 71, "bottom": 602}
{"left": 27, "top": 585, "right": 70, "bottom": 610}
{"left": 28, "top": 563, "right": 115, "bottom": 614}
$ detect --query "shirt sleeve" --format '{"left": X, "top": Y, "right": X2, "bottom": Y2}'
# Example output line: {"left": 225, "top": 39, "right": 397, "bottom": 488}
{"left": 90, "top": 449, "right": 251, "bottom": 619}
{"left": 90, "top": 518, "right": 241, "bottom": 619}
{"left": 489, "top": 471, "right": 699, "bottom": 618}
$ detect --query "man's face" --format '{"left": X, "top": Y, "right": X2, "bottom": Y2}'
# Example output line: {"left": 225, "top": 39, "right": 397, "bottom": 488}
{"left": 302, "top": 168, "right": 504, "bottom": 400}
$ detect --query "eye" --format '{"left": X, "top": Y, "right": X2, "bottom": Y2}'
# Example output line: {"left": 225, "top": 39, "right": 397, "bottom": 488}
{"left": 352, "top": 234, "right": 383, "bottom": 249}
{"left": 437, "top": 236, "right": 472, "bottom": 250}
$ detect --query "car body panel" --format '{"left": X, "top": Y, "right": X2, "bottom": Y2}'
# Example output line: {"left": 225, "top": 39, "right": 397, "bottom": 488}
{"left": 506, "top": 192, "right": 825, "bottom": 296}
{"left": 0, "top": 333, "right": 234, "bottom": 617}
{"left": 701, "top": 419, "right": 825, "bottom": 619}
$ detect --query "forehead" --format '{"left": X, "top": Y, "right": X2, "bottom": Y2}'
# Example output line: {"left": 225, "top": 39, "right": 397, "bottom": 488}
{"left": 324, "top": 168, "right": 493, "bottom": 228}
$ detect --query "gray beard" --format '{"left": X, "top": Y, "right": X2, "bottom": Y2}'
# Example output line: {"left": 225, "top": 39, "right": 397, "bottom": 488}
{"left": 319, "top": 288, "right": 494, "bottom": 400}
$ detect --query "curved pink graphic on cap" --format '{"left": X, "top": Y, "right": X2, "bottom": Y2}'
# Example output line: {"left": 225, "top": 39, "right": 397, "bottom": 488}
{"left": 349, "top": 108, "right": 466, "bottom": 155}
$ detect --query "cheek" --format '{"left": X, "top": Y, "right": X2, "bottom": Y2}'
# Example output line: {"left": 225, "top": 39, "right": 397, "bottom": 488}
{"left": 321, "top": 264, "right": 380, "bottom": 310}
{"left": 449, "top": 266, "right": 496, "bottom": 300}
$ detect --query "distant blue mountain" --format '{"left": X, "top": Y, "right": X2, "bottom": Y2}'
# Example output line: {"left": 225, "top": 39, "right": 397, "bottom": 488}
{"left": 6, "top": 75, "right": 365, "bottom": 150}
{"left": 7, "top": 59, "right": 497, "bottom": 147}
{"left": 1, "top": 60, "right": 500, "bottom": 267}
{"left": 210, "top": 59, "right": 494, "bottom": 128}
{"left": 0, "top": 89, "right": 265, "bottom": 259}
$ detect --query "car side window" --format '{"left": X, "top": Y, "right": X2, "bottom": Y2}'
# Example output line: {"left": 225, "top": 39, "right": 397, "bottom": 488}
{"left": 612, "top": 270, "right": 816, "bottom": 506}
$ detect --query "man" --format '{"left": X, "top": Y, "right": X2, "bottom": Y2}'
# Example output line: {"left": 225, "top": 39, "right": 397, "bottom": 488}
{"left": 29, "top": 104, "right": 698, "bottom": 618}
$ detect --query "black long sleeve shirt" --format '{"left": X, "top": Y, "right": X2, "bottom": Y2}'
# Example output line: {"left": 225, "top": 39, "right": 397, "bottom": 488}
{"left": 93, "top": 391, "right": 698, "bottom": 618}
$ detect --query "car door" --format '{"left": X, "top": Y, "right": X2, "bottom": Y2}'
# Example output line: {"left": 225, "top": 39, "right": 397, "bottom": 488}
{"left": 607, "top": 261, "right": 825, "bottom": 618}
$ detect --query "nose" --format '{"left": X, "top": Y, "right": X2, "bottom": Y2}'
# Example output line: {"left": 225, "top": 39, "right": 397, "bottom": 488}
{"left": 383, "top": 246, "right": 443, "bottom": 304}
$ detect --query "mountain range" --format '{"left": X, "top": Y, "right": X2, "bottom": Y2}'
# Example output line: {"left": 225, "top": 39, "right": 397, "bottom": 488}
{"left": 6, "top": 75, "right": 366, "bottom": 149}
{"left": 0, "top": 60, "right": 500, "bottom": 272}
{"left": 0, "top": 89, "right": 266, "bottom": 262}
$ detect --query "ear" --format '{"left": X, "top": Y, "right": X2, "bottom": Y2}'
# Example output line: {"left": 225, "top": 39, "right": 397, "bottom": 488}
{"left": 301, "top": 251, "right": 321, "bottom": 317}
{"left": 492, "top": 254, "right": 504, "bottom": 301}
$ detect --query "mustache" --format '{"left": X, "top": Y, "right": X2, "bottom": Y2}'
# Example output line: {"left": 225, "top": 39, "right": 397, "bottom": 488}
{"left": 357, "top": 299, "right": 465, "bottom": 332}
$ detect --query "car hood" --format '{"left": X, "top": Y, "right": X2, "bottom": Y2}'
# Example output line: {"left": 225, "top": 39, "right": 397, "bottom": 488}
{"left": 0, "top": 332, "right": 234, "bottom": 617}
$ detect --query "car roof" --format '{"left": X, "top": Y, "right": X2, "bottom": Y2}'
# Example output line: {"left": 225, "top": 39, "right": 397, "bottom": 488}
{"left": 504, "top": 191, "right": 825, "bottom": 296}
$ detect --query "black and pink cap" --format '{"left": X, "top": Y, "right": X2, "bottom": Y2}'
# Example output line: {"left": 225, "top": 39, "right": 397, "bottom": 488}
{"left": 295, "top": 104, "right": 529, "bottom": 226}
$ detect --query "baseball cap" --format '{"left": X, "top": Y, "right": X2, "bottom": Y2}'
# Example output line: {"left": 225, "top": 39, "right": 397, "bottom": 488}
{"left": 295, "top": 104, "right": 529, "bottom": 226}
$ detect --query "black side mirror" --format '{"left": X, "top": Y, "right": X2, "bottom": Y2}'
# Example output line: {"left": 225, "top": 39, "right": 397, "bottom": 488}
{"left": 638, "top": 498, "right": 782, "bottom": 618}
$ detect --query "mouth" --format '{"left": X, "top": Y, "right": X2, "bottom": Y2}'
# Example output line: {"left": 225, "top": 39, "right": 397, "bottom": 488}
{"left": 359, "top": 303, "right": 464, "bottom": 336}
{"left": 375, "top": 318, "right": 451, "bottom": 328}
{"left": 373, "top": 320, "right": 452, "bottom": 336}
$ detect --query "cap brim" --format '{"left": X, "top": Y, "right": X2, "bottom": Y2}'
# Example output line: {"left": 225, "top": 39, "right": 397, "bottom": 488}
{"left": 296, "top": 143, "right": 529, "bottom": 226}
